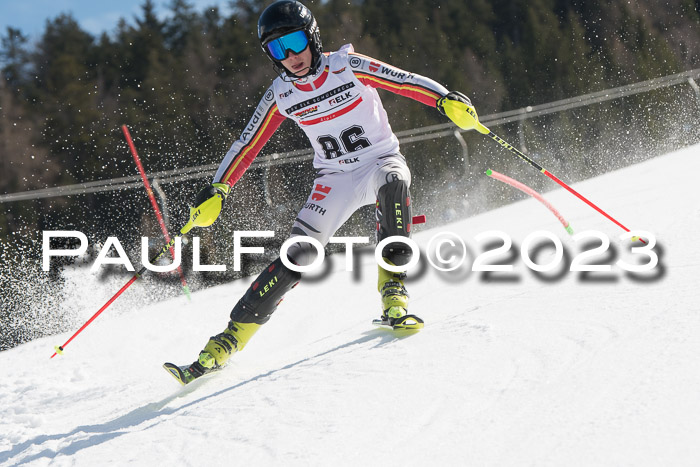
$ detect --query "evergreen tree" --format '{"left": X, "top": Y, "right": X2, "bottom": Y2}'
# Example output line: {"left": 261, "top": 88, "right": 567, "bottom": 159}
{"left": 29, "top": 15, "right": 101, "bottom": 185}
{"left": 1, "top": 27, "right": 30, "bottom": 89}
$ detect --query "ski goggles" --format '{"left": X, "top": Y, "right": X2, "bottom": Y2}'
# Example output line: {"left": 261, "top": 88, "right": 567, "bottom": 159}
{"left": 265, "top": 30, "right": 309, "bottom": 61}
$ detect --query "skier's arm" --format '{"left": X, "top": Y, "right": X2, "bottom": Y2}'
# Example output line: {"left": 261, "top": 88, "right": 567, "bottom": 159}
{"left": 348, "top": 53, "right": 482, "bottom": 126}
{"left": 214, "top": 87, "right": 286, "bottom": 186}
{"left": 349, "top": 52, "right": 449, "bottom": 107}
{"left": 189, "top": 87, "right": 286, "bottom": 229}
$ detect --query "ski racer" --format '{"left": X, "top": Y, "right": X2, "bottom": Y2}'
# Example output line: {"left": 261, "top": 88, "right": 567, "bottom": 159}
{"left": 165, "top": 0, "right": 479, "bottom": 384}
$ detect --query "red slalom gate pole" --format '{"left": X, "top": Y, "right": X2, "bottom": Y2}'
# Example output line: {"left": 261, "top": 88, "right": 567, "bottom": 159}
{"left": 121, "top": 125, "right": 191, "bottom": 298}
{"left": 486, "top": 168, "right": 573, "bottom": 235}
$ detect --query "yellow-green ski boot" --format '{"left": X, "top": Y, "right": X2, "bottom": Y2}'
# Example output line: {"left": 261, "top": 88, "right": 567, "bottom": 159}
{"left": 163, "top": 320, "right": 262, "bottom": 385}
{"left": 164, "top": 256, "right": 300, "bottom": 385}
{"left": 373, "top": 261, "right": 424, "bottom": 330}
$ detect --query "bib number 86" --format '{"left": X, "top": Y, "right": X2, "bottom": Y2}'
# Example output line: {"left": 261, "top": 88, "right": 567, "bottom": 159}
{"left": 317, "top": 125, "right": 371, "bottom": 159}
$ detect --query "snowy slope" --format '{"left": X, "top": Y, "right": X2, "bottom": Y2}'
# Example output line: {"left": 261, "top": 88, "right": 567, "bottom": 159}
{"left": 2, "top": 144, "right": 700, "bottom": 466}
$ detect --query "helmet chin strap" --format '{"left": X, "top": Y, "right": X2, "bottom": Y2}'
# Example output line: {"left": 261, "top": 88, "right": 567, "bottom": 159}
{"left": 273, "top": 55, "right": 322, "bottom": 82}
{"left": 273, "top": 64, "right": 309, "bottom": 82}
{"left": 286, "top": 65, "right": 311, "bottom": 78}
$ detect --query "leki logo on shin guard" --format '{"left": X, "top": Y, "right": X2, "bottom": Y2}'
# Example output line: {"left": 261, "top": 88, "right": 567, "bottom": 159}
{"left": 258, "top": 276, "right": 278, "bottom": 297}
{"left": 394, "top": 203, "right": 403, "bottom": 230}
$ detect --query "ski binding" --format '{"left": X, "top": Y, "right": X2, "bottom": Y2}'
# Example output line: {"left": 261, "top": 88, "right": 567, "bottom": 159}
{"left": 372, "top": 314, "right": 424, "bottom": 330}
{"left": 163, "top": 362, "right": 197, "bottom": 385}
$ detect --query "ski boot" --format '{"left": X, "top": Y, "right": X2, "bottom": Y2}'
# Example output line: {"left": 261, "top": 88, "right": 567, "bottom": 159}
{"left": 163, "top": 320, "right": 262, "bottom": 385}
{"left": 164, "top": 256, "right": 300, "bottom": 385}
{"left": 373, "top": 262, "right": 424, "bottom": 330}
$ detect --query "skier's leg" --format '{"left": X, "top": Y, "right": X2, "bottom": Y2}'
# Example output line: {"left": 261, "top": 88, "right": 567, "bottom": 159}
{"left": 373, "top": 158, "right": 413, "bottom": 320}
{"left": 376, "top": 177, "right": 413, "bottom": 265}
{"left": 195, "top": 256, "right": 302, "bottom": 375}
{"left": 190, "top": 171, "right": 358, "bottom": 377}
{"left": 285, "top": 171, "right": 358, "bottom": 267}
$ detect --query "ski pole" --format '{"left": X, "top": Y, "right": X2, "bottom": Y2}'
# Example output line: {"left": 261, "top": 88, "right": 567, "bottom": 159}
{"left": 50, "top": 220, "right": 195, "bottom": 358}
{"left": 442, "top": 100, "right": 645, "bottom": 242}
{"left": 122, "top": 125, "right": 191, "bottom": 300}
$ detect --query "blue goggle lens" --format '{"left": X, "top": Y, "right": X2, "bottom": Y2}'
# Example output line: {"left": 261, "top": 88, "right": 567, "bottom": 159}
{"left": 266, "top": 30, "right": 309, "bottom": 61}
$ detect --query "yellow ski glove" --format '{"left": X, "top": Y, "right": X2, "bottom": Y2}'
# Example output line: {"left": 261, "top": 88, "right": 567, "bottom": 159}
{"left": 181, "top": 182, "right": 230, "bottom": 234}
{"left": 437, "top": 91, "right": 489, "bottom": 135}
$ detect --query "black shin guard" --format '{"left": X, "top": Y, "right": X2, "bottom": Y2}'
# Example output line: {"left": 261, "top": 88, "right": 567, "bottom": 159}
{"left": 376, "top": 179, "right": 413, "bottom": 266}
{"left": 229, "top": 256, "right": 301, "bottom": 325}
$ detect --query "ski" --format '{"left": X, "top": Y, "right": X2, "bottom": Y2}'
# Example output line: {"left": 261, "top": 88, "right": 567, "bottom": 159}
{"left": 163, "top": 362, "right": 195, "bottom": 385}
{"left": 372, "top": 314, "right": 424, "bottom": 331}
{"left": 163, "top": 362, "right": 222, "bottom": 386}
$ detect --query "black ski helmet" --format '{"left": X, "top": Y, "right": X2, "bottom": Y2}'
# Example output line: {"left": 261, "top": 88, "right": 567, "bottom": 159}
{"left": 258, "top": 0, "right": 323, "bottom": 77}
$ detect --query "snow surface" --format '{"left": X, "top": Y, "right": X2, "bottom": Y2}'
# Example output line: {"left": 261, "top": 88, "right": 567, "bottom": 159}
{"left": 2, "top": 144, "right": 700, "bottom": 466}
